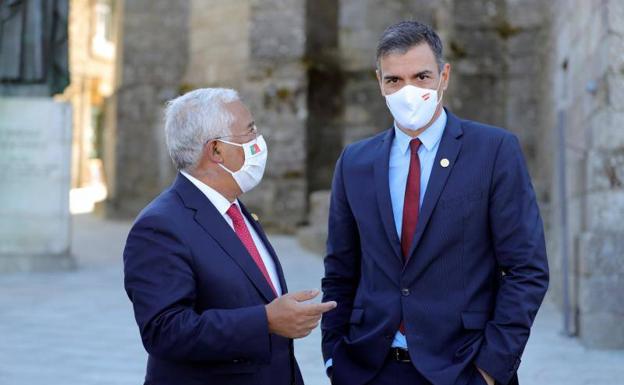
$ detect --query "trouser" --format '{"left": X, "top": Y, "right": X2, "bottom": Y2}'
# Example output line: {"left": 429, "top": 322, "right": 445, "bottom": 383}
{"left": 366, "top": 349, "right": 501, "bottom": 385}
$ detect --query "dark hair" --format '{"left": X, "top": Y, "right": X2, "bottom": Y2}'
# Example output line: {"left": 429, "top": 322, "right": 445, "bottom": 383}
{"left": 376, "top": 21, "right": 445, "bottom": 71}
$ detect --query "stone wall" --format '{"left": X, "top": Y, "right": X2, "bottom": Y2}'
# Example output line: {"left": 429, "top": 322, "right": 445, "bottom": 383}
{"left": 338, "top": 0, "right": 438, "bottom": 146}
{"left": 100, "top": 1, "right": 624, "bottom": 348}
{"left": 305, "top": 0, "right": 342, "bottom": 194}
{"left": 104, "top": 0, "right": 189, "bottom": 217}
{"left": 238, "top": 0, "right": 309, "bottom": 232}
{"left": 443, "top": 0, "right": 551, "bottom": 187}
{"left": 117, "top": 0, "right": 309, "bottom": 232}
{"left": 183, "top": 0, "right": 250, "bottom": 90}
{"left": 548, "top": 0, "right": 624, "bottom": 348}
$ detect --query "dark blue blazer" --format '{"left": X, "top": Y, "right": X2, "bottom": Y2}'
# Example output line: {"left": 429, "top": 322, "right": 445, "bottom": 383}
{"left": 321, "top": 110, "right": 549, "bottom": 385}
{"left": 123, "top": 174, "right": 303, "bottom": 385}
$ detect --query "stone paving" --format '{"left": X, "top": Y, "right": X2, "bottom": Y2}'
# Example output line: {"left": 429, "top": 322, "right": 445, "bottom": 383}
{"left": 0, "top": 213, "right": 622, "bottom": 385}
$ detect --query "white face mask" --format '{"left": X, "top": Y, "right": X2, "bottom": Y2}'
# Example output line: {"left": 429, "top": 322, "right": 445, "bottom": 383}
{"left": 384, "top": 75, "right": 444, "bottom": 131}
{"left": 218, "top": 135, "right": 268, "bottom": 193}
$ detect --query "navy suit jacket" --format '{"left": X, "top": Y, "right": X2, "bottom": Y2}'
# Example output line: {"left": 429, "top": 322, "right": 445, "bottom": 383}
{"left": 123, "top": 174, "right": 303, "bottom": 385}
{"left": 321, "top": 110, "right": 549, "bottom": 385}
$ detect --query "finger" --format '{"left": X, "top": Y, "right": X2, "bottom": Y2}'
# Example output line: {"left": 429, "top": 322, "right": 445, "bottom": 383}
{"left": 290, "top": 289, "right": 320, "bottom": 302}
{"left": 301, "top": 301, "right": 337, "bottom": 316}
{"left": 298, "top": 329, "right": 312, "bottom": 338}
{"left": 302, "top": 313, "right": 322, "bottom": 322}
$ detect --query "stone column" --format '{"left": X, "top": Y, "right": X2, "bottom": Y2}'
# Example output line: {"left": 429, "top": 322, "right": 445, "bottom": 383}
{"left": 104, "top": 0, "right": 189, "bottom": 218}
{"left": 239, "top": 0, "right": 309, "bottom": 232}
{"left": 305, "top": 0, "right": 342, "bottom": 194}
{"left": 181, "top": 0, "right": 309, "bottom": 232}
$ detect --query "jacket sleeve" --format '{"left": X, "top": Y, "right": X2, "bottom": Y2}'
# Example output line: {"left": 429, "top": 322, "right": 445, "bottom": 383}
{"left": 321, "top": 148, "right": 362, "bottom": 364}
{"left": 123, "top": 215, "right": 271, "bottom": 363}
{"left": 475, "top": 133, "right": 549, "bottom": 385}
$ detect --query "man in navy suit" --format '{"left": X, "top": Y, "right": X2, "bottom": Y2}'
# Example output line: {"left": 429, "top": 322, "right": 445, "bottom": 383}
{"left": 123, "top": 88, "right": 336, "bottom": 385}
{"left": 321, "top": 21, "right": 549, "bottom": 385}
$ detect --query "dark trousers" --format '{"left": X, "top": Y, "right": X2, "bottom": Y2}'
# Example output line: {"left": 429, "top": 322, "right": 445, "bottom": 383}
{"left": 366, "top": 358, "right": 433, "bottom": 385}
{"left": 365, "top": 357, "right": 492, "bottom": 385}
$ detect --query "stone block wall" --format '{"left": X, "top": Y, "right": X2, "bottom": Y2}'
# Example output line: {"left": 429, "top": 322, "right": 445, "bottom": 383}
{"left": 548, "top": 0, "right": 624, "bottom": 348}
{"left": 104, "top": 0, "right": 189, "bottom": 217}
{"left": 184, "top": 0, "right": 251, "bottom": 90}
{"left": 101, "top": 2, "right": 624, "bottom": 348}
{"left": 241, "top": 0, "right": 308, "bottom": 232}
{"left": 338, "top": 0, "right": 438, "bottom": 146}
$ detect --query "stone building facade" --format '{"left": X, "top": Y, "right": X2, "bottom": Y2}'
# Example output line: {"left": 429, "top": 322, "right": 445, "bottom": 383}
{"left": 99, "top": 0, "right": 623, "bottom": 348}
{"left": 545, "top": 0, "right": 624, "bottom": 348}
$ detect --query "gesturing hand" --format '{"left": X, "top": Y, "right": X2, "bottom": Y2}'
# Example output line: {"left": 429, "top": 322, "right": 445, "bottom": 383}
{"left": 265, "top": 289, "right": 337, "bottom": 339}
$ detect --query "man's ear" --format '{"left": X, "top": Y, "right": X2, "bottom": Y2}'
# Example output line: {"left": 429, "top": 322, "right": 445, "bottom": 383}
{"left": 205, "top": 141, "right": 224, "bottom": 164}
{"left": 442, "top": 63, "right": 451, "bottom": 91}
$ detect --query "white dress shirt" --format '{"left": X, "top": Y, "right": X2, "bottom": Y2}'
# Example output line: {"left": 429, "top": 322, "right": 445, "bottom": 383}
{"left": 180, "top": 171, "right": 282, "bottom": 295}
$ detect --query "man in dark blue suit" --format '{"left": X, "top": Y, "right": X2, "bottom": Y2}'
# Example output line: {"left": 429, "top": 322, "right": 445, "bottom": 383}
{"left": 124, "top": 88, "right": 336, "bottom": 385}
{"left": 322, "top": 21, "right": 549, "bottom": 385}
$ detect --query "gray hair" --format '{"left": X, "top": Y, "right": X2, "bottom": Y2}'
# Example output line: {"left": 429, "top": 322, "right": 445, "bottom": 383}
{"left": 376, "top": 21, "right": 445, "bottom": 72}
{"left": 164, "top": 88, "right": 239, "bottom": 171}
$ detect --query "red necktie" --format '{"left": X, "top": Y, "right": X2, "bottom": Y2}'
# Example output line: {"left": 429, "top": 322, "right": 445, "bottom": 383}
{"left": 226, "top": 204, "right": 277, "bottom": 296}
{"left": 399, "top": 138, "right": 421, "bottom": 334}
{"left": 401, "top": 138, "right": 422, "bottom": 260}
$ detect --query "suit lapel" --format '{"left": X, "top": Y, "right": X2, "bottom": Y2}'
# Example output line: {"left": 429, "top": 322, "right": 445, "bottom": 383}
{"left": 239, "top": 202, "right": 288, "bottom": 294}
{"left": 373, "top": 128, "right": 404, "bottom": 263}
{"left": 406, "top": 111, "right": 464, "bottom": 262}
{"left": 173, "top": 174, "right": 277, "bottom": 303}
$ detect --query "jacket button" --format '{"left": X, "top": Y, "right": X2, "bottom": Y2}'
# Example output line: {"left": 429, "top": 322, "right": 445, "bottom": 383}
{"left": 401, "top": 288, "right": 410, "bottom": 296}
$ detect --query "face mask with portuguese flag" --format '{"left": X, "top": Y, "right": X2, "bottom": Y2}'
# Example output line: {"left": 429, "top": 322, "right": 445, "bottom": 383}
{"left": 218, "top": 135, "right": 268, "bottom": 193}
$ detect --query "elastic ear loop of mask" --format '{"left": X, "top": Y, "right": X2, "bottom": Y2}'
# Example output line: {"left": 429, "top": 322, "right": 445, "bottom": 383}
{"left": 215, "top": 139, "right": 244, "bottom": 175}
{"left": 217, "top": 139, "right": 243, "bottom": 147}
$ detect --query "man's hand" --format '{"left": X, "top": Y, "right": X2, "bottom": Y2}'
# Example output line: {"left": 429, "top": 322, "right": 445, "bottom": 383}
{"left": 476, "top": 366, "right": 495, "bottom": 385}
{"left": 265, "top": 289, "right": 337, "bottom": 339}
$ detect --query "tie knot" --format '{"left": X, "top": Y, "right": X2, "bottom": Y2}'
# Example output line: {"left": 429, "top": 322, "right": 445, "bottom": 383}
{"left": 226, "top": 203, "right": 244, "bottom": 225}
{"left": 410, "top": 138, "right": 422, "bottom": 153}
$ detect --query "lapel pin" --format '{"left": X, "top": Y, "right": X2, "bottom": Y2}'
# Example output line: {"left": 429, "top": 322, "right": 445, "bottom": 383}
{"left": 251, "top": 213, "right": 259, "bottom": 221}
{"left": 440, "top": 158, "right": 450, "bottom": 168}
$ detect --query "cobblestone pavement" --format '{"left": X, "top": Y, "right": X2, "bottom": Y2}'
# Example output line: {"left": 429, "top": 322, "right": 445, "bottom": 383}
{"left": 0, "top": 214, "right": 621, "bottom": 385}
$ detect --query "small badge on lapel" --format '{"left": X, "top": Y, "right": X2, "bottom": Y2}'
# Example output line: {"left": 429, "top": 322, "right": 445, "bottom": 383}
{"left": 251, "top": 213, "right": 259, "bottom": 221}
{"left": 440, "top": 158, "right": 450, "bottom": 168}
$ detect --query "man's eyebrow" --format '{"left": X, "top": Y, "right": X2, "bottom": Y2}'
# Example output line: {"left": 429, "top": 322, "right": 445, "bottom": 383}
{"left": 383, "top": 74, "right": 400, "bottom": 80}
{"left": 413, "top": 70, "right": 433, "bottom": 77}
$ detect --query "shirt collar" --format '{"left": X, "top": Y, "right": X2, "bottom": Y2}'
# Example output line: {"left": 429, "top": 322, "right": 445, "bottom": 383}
{"left": 180, "top": 170, "right": 237, "bottom": 215}
{"left": 393, "top": 108, "right": 447, "bottom": 154}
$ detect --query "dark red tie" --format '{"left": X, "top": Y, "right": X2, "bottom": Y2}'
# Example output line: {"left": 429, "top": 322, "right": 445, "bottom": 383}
{"left": 401, "top": 138, "right": 422, "bottom": 260}
{"left": 226, "top": 204, "right": 277, "bottom": 296}
{"left": 399, "top": 138, "right": 421, "bottom": 334}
